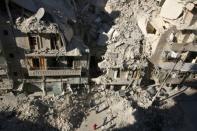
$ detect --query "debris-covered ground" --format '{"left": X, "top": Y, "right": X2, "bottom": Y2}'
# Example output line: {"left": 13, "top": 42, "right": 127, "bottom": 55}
{"left": 0, "top": 86, "right": 195, "bottom": 131}
{"left": 0, "top": 0, "right": 197, "bottom": 131}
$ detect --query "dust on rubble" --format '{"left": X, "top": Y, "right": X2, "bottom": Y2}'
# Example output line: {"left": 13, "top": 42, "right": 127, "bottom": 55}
{"left": 0, "top": 85, "right": 185, "bottom": 131}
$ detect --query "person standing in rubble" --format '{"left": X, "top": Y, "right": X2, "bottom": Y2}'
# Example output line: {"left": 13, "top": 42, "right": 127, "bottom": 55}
{"left": 93, "top": 123, "right": 97, "bottom": 130}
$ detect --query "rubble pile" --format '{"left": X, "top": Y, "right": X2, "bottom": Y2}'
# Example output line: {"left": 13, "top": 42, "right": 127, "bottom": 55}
{"left": 0, "top": 92, "right": 93, "bottom": 131}
{"left": 16, "top": 8, "right": 58, "bottom": 33}
{"left": 94, "top": 0, "right": 147, "bottom": 84}
{"left": 91, "top": 0, "right": 197, "bottom": 108}
{"left": 90, "top": 0, "right": 160, "bottom": 108}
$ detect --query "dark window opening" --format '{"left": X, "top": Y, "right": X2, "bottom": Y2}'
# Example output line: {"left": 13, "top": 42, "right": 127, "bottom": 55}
{"left": 28, "top": 35, "right": 38, "bottom": 50}
{"left": 9, "top": 53, "right": 14, "bottom": 58}
{"left": 114, "top": 86, "right": 121, "bottom": 91}
{"left": 67, "top": 57, "right": 74, "bottom": 68}
{"left": 106, "top": 85, "right": 110, "bottom": 90}
{"left": 47, "top": 58, "right": 58, "bottom": 69}
{"left": 60, "top": 39, "right": 63, "bottom": 47}
{"left": 50, "top": 35, "right": 58, "bottom": 49}
{"left": 47, "top": 57, "right": 76, "bottom": 70}
{"left": 23, "top": 83, "right": 43, "bottom": 94}
{"left": 81, "top": 71, "right": 87, "bottom": 77}
{"left": 3, "top": 30, "right": 8, "bottom": 36}
{"left": 32, "top": 58, "right": 40, "bottom": 68}
{"left": 13, "top": 72, "right": 18, "bottom": 76}
{"left": 117, "top": 69, "right": 120, "bottom": 78}
{"left": 185, "top": 52, "right": 197, "bottom": 63}
{"left": 192, "top": 6, "right": 197, "bottom": 14}
{"left": 148, "top": 79, "right": 156, "bottom": 85}
{"left": 90, "top": 56, "right": 102, "bottom": 77}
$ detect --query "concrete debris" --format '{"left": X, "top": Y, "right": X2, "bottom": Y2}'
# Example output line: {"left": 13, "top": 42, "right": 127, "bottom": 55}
{"left": 160, "top": 0, "right": 184, "bottom": 20}
{"left": 16, "top": 8, "right": 58, "bottom": 33}
{"left": 137, "top": 14, "right": 149, "bottom": 36}
{"left": 186, "top": 2, "right": 195, "bottom": 11}
{"left": 0, "top": 0, "right": 196, "bottom": 130}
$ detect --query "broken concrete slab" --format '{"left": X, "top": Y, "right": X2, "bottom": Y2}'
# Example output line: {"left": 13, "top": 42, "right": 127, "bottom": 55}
{"left": 186, "top": 2, "right": 195, "bottom": 11}
{"left": 34, "top": 8, "right": 45, "bottom": 21}
{"left": 137, "top": 14, "right": 149, "bottom": 36}
{"left": 160, "top": 0, "right": 184, "bottom": 20}
{"left": 183, "top": 9, "right": 194, "bottom": 26}
{"left": 105, "top": 3, "right": 113, "bottom": 14}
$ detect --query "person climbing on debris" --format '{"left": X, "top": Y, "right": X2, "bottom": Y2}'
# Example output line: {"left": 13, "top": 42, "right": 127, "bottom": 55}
{"left": 95, "top": 106, "right": 99, "bottom": 114}
{"left": 103, "top": 116, "right": 107, "bottom": 125}
{"left": 93, "top": 123, "right": 98, "bottom": 130}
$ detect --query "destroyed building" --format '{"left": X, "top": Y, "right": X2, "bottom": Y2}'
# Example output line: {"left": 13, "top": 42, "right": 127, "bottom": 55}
{"left": 137, "top": 0, "right": 197, "bottom": 86}
{"left": 0, "top": 0, "right": 196, "bottom": 93}
{"left": 0, "top": 0, "right": 197, "bottom": 130}
{"left": 91, "top": 0, "right": 196, "bottom": 89}
{"left": 0, "top": 0, "right": 90, "bottom": 95}
{"left": 0, "top": 0, "right": 196, "bottom": 94}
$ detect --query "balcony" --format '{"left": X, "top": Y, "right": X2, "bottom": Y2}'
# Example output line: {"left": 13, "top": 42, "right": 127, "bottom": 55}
{"left": 28, "top": 69, "right": 81, "bottom": 76}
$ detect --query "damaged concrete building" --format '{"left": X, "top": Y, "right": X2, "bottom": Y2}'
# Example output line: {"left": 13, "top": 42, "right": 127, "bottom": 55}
{"left": 138, "top": 0, "right": 197, "bottom": 86}
{"left": 0, "top": 0, "right": 197, "bottom": 130}
{"left": 0, "top": 0, "right": 90, "bottom": 95}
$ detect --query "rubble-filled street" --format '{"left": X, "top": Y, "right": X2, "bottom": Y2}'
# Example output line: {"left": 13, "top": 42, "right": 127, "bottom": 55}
{"left": 0, "top": 0, "right": 197, "bottom": 131}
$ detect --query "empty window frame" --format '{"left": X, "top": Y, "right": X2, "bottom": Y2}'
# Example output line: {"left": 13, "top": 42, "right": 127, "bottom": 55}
{"left": 50, "top": 34, "right": 63, "bottom": 50}
{"left": 28, "top": 34, "right": 40, "bottom": 50}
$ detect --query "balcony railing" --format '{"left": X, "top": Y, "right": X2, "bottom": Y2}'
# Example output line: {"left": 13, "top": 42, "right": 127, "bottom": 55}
{"left": 28, "top": 69, "right": 81, "bottom": 76}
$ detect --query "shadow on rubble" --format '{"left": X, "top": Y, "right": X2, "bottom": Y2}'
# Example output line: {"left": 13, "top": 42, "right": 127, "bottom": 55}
{"left": 0, "top": 111, "right": 59, "bottom": 131}
{"left": 74, "top": 0, "right": 120, "bottom": 77}
{"left": 113, "top": 88, "right": 197, "bottom": 131}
